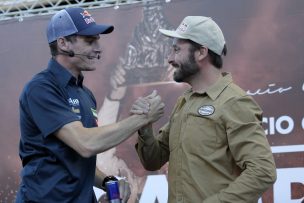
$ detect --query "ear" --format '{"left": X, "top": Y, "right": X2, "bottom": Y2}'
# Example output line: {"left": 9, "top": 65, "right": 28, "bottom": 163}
{"left": 197, "top": 46, "right": 208, "bottom": 61}
{"left": 57, "top": 37, "right": 70, "bottom": 52}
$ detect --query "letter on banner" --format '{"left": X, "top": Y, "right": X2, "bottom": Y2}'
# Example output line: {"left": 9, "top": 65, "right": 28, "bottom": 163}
{"left": 140, "top": 175, "right": 168, "bottom": 203}
{"left": 274, "top": 168, "right": 304, "bottom": 203}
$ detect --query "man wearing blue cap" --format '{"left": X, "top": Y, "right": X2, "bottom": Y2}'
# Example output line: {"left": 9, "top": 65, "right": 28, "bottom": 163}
{"left": 16, "top": 7, "right": 165, "bottom": 203}
{"left": 134, "top": 16, "right": 277, "bottom": 202}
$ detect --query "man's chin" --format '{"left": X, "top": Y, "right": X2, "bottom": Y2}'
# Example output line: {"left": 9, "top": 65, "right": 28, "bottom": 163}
{"left": 173, "top": 73, "right": 184, "bottom": 83}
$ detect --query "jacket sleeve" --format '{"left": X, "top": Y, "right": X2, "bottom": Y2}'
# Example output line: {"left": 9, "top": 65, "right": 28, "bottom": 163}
{"left": 204, "top": 95, "right": 277, "bottom": 203}
{"left": 135, "top": 96, "right": 184, "bottom": 171}
{"left": 135, "top": 123, "right": 170, "bottom": 171}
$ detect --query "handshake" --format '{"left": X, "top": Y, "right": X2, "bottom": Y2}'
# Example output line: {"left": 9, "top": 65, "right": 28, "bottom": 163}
{"left": 130, "top": 90, "right": 165, "bottom": 124}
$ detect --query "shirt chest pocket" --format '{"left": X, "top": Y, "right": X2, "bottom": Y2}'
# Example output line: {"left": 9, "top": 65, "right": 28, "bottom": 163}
{"left": 183, "top": 115, "right": 226, "bottom": 156}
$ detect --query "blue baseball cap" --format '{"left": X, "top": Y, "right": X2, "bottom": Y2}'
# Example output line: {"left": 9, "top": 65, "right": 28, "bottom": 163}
{"left": 47, "top": 7, "right": 114, "bottom": 43}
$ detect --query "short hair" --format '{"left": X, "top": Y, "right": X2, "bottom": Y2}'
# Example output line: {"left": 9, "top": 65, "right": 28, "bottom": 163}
{"left": 208, "top": 44, "right": 227, "bottom": 69}
{"left": 49, "top": 34, "right": 77, "bottom": 56}
{"left": 187, "top": 39, "right": 227, "bottom": 69}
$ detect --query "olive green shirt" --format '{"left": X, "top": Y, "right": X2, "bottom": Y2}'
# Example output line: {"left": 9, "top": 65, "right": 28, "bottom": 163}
{"left": 136, "top": 72, "right": 276, "bottom": 203}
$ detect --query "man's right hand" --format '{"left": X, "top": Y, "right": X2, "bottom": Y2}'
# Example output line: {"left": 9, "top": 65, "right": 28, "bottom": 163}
{"left": 131, "top": 90, "right": 165, "bottom": 124}
{"left": 146, "top": 90, "right": 165, "bottom": 123}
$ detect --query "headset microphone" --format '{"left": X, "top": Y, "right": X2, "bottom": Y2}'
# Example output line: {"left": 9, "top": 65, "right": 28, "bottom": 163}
{"left": 68, "top": 51, "right": 75, "bottom": 57}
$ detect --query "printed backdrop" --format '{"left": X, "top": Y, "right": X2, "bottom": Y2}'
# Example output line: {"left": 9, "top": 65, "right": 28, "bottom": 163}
{"left": 0, "top": 0, "right": 303, "bottom": 202}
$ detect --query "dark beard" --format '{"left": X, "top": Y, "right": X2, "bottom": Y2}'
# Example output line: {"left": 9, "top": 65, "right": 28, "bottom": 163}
{"left": 173, "top": 52, "right": 199, "bottom": 83}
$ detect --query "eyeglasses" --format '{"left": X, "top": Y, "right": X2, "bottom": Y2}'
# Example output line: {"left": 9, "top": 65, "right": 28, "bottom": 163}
{"left": 170, "top": 46, "right": 181, "bottom": 55}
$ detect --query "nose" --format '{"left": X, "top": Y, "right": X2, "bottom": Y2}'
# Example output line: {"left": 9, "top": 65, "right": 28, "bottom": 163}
{"left": 167, "top": 51, "right": 174, "bottom": 65}
{"left": 93, "top": 45, "right": 102, "bottom": 55}
{"left": 92, "top": 39, "right": 102, "bottom": 53}
{"left": 95, "top": 48, "right": 102, "bottom": 55}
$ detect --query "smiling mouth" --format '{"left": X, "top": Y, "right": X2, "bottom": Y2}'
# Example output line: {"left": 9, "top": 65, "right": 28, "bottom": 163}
{"left": 169, "top": 63, "right": 179, "bottom": 69}
{"left": 87, "top": 55, "right": 100, "bottom": 60}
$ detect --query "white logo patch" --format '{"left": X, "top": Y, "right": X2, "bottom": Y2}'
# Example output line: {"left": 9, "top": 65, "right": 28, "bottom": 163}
{"left": 177, "top": 22, "right": 188, "bottom": 33}
{"left": 68, "top": 98, "right": 80, "bottom": 106}
{"left": 198, "top": 105, "right": 215, "bottom": 116}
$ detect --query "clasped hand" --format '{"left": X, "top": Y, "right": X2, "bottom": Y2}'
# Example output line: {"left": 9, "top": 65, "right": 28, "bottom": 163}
{"left": 130, "top": 90, "right": 165, "bottom": 123}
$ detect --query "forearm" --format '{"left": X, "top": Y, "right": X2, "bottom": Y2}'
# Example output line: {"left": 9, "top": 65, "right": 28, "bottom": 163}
{"left": 204, "top": 157, "right": 276, "bottom": 203}
{"left": 56, "top": 90, "right": 164, "bottom": 157}
{"left": 207, "top": 97, "right": 277, "bottom": 202}
{"left": 136, "top": 124, "right": 169, "bottom": 170}
{"left": 138, "top": 124, "right": 154, "bottom": 143}
{"left": 56, "top": 114, "right": 149, "bottom": 157}
{"left": 88, "top": 114, "right": 149, "bottom": 154}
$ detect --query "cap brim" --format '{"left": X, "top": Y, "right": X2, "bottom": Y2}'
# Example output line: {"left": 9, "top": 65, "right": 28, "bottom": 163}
{"left": 78, "top": 24, "right": 114, "bottom": 36}
{"left": 159, "top": 29, "right": 187, "bottom": 39}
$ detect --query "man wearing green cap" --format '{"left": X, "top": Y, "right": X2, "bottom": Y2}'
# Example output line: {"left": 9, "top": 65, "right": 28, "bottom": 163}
{"left": 133, "top": 16, "right": 276, "bottom": 203}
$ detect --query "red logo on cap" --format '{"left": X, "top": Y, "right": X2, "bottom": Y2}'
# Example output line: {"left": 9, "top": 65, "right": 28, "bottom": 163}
{"left": 80, "top": 10, "right": 95, "bottom": 24}
{"left": 80, "top": 10, "right": 92, "bottom": 18}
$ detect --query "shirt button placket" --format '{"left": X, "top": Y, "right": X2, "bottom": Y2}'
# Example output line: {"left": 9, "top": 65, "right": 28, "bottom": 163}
{"left": 176, "top": 145, "right": 183, "bottom": 203}
{"left": 175, "top": 100, "right": 191, "bottom": 203}
{"left": 177, "top": 195, "right": 183, "bottom": 203}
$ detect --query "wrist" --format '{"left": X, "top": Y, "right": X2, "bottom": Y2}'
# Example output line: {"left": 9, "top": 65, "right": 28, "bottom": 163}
{"left": 138, "top": 123, "right": 152, "bottom": 136}
{"left": 132, "top": 114, "right": 150, "bottom": 126}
